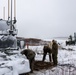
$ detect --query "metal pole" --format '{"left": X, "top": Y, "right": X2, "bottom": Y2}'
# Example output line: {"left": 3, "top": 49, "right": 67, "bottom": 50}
{"left": 11, "top": 0, "right": 12, "bottom": 30}
{"left": 3, "top": 7, "right": 5, "bottom": 20}
{"left": 8, "top": 0, "right": 10, "bottom": 20}
{"left": 14, "top": 0, "right": 16, "bottom": 17}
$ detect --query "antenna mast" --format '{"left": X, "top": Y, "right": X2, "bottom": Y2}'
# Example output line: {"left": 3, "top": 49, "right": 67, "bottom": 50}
{"left": 10, "top": 0, "right": 13, "bottom": 30}
{"left": 13, "top": 0, "right": 17, "bottom": 24}
{"left": 7, "top": 0, "right": 17, "bottom": 35}
{"left": 8, "top": 0, "right": 10, "bottom": 20}
{"left": 3, "top": 7, "right": 5, "bottom": 20}
{"left": 14, "top": 0, "right": 16, "bottom": 18}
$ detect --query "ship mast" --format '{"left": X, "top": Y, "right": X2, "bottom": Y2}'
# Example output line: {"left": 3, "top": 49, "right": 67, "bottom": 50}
{"left": 8, "top": 0, "right": 17, "bottom": 35}
{"left": 8, "top": 0, "right": 10, "bottom": 20}
{"left": 3, "top": 7, "right": 5, "bottom": 20}
{"left": 10, "top": 0, "right": 13, "bottom": 30}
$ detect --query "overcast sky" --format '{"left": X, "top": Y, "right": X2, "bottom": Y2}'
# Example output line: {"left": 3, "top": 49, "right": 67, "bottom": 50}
{"left": 0, "top": 0, "right": 76, "bottom": 39}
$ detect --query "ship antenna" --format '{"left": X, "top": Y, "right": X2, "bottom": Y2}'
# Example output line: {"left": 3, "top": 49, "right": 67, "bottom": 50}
{"left": 10, "top": 0, "right": 13, "bottom": 30}
{"left": 3, "top": 7, "right": 5, "bottom": 20}
{"left": 14, "top": 0, "right": 16, "bottom": 18}
{"left": 13, "top": 0, "right": 17, "bottom": 24}
{"left": 8, "top": 0, "right": 10, "bottom": 20}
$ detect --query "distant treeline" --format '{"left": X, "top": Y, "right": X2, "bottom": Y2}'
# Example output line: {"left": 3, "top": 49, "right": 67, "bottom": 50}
{"left": 16, "top": 37, "right": 50, "bottom": 46}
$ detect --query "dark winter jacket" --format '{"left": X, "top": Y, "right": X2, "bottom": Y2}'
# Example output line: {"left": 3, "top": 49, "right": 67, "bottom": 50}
{"left": 43, "top": 45, "right": 52, "bottom": 54}
{"left": 21, "top": 49, "right": 35, "bottom": 60}
{"left": 52, "top": 42, "right": 58, "bottom": 54}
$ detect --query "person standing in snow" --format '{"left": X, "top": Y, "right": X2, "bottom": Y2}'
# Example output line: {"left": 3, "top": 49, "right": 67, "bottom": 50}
{"left": 21, "top": 49, "right": 35, "bottom": 73}
{"left": 52, "top": 40, "right": 58, "bottom": 65}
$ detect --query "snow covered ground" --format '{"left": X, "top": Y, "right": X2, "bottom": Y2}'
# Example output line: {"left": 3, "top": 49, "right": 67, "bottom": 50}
{"left": 29, "top": 39, "right": 76, "bottom": 75}
{"left": 0, "top": 38, "right": 76, "bottom": 75}
{"left": 0, "top": 51, "right": 31, "bottom": 75}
